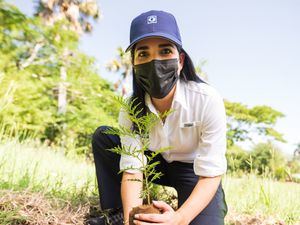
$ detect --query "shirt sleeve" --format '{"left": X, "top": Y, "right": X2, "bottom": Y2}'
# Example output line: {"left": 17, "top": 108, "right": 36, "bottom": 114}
{"left": 193, "top": 91, "right": 227, "bottom": 177}
{"left": 118, "top": 108, "right": 146, "bottom": 174}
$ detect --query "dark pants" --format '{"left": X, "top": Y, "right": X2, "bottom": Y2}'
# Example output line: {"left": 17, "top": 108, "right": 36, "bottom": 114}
{"left": 92, "top": 126, "right": 228, "bottom": 225}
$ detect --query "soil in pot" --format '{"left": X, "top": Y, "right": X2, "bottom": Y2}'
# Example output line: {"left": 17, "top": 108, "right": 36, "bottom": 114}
{"left": 129, "top": 203, "right": 161, "bottom": 225}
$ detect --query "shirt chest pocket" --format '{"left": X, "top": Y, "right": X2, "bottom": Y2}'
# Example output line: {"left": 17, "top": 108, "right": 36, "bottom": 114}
{"left": 176, "top": 121, "right": 202, "bottom": 151}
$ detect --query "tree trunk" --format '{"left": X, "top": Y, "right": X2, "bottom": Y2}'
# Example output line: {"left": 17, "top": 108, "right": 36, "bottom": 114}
{"left": 58, "top": 65, "right": 67, "bottom": 114}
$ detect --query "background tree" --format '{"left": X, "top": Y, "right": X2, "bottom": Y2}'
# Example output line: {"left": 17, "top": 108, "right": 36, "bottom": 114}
{"left": 106, "top": 47, "right": 132, "bottom": 96}
{"left": 225, "top": 101, "right": 285, "bottom": 147}
{"left": 0, "top": 1, "right": 117, "bottom": 155}
{"left": 226, "top": 145, "right": 251, "bottom": 174}
{"left": 34, "top": 0, "right": 101, "bottom": 114}
{"left": 250, "top": 142, "right": 287, "bottom": 180}
{"left": 195, "top": 60, "right": 209, "bottom": 81}
{"left": 294, "top": 143, "right": 300, "bottom": 160}
{"left": 34, "top": 0, "right": 100, "bottom": 34}
{"left": 226, "top": 142, "right": 295, "bottom": 181}
{"left": 0, "top": 74, "right": 15, "bottom": 114}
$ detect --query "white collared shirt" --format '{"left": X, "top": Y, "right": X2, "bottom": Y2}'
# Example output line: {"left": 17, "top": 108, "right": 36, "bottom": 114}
{"left": 119, "top": 79, "right": 227, "bottom": 177}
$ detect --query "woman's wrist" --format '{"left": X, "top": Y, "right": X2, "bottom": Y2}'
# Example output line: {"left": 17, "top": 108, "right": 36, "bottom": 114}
{"left": 175, "top": 209, "right": 189, "bottom": 225}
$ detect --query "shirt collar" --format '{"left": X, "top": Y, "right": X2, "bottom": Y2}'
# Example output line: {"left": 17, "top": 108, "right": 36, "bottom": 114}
{"left": 173, "top": 78, "right": 188, "bottom": 110}
{"left": 145, "top": 93, "right": 158, "bottom": 115}
{"left": 145, "top": 79, "right": 188, "bottom": 114}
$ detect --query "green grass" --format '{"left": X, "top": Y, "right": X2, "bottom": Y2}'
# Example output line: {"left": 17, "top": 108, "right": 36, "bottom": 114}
{"left": 0, "top": 139, "right": 299, "bottom": 224}
{"left": 0, "top": 139, "right": 98, "bottom": 203}
{"left": 223, "top": 174, "right": 300, "bottom": 224}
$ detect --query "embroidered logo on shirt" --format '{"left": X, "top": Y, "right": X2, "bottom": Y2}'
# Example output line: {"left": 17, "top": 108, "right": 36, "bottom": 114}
{"left": 147, "top": 15, "right": 157, "bottom": 24}
{"left": 181, "top": 121, "right": 201, "bottom": 128}
{"left": 183, "top": 122, "right": 194, "bottom": 127}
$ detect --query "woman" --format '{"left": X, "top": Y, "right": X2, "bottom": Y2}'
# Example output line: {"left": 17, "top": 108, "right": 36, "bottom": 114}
{"left": 91, "top": 10, "right": 228, "bottom": 225}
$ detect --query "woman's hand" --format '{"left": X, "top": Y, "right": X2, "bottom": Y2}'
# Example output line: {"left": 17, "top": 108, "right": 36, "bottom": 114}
{"left": 133, "top": 201, "right": 187, "bottom": 225}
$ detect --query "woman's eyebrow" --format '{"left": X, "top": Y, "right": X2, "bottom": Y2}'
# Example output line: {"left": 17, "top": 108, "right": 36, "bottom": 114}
{"left": 136, "top": 46, "right": 149, "bottom": 51}
{"left": 158, "top": 43, "right": 175, "bottom": 48}
{"left": 135, "top": 43, "right": 175, "bottom": 52}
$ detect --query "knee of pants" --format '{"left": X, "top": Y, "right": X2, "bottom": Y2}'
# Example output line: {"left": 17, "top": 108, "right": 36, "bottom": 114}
{"left": 92, "top": 125, "right": 111, "bottom": 153}
{"left": 200, "top": 184, "right": 227, "bottom": 218}
{"left": 176, "top": 182, "right": 227, "bottom": 218}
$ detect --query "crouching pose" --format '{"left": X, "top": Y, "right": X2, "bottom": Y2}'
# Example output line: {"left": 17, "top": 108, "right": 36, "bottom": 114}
{"left": 91, "top": 10, "right": 228, "bottom": 225}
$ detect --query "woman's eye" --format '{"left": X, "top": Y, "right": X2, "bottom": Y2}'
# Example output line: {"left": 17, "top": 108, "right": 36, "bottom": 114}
{"left": 137, "top": 51, "right": 148, "bottom": 58}
{"left": 160, "top": 48, "right": 172, "bottom": 55}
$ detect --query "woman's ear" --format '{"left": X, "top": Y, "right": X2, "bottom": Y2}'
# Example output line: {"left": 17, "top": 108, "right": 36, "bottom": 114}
{"left": 179, "top": 52, "right": 185, "bottom": 69}
{"left": 177, "top": 52, "right": 185, "bottom": 76}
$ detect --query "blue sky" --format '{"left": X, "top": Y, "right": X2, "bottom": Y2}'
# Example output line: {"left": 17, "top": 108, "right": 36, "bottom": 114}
{"left": 10, "top": 0, "right": 300, "bottom": 156}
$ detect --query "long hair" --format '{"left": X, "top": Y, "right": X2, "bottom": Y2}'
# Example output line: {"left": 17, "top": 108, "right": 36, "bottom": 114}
{"left": 130, "top": 48, "right": 205, "bottom": 132}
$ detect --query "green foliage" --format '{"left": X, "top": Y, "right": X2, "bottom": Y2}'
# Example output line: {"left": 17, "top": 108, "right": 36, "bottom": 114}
{"left": 0, "top": 139, "right": 97, "bottom": 202}
{"left": 288, "top": 159, "right": 300, "bottom": 174}
{"left": 223, "top": 175, "right": 300, "bottom": 224}
{"left": 294, "top": 143, "right": 300, "bottom": 160}
{"left": 250, "top": 142, "right": 287, "bottom": 179}
{"left": 0, "top": 1, "right": 118, "bottom": 155}
{"left": 226, "top": 145, "right": 251, "bottom": 175}
{"left": 226, "top": 142, "right": 295, "bottom": 181}
{"left": 105, "top": 96, "right": 172, "bottom": 204}
{"left": 225, "top": 101, "right": 285, "bottom": 147}
{"left": 0, "top": 73, "right": 15, "bottom": 113}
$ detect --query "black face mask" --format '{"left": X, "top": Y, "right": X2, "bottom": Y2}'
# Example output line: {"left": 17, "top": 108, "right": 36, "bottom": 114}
{"left": 133, "top": 58, "right": 179, "bottom": 99}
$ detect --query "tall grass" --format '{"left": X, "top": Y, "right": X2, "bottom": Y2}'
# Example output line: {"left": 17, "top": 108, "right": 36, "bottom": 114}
{"left": 0, "top": 139, "right": 98, "bottom": 204}
{"left": 0, "top": 137, "right": 299, "bottom": 224}
{"left": 223, "top": 174, "right": 300, "bottom": 224}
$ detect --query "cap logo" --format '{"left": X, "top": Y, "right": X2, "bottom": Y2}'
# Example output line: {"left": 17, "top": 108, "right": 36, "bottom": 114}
{"left": 147, "top": 15, "right": 157, "bottom": 24}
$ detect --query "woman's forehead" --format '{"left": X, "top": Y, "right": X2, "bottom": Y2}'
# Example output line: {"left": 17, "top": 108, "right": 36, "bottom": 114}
{"left": 135, "top": 37, "right": 176, "bottom": 50}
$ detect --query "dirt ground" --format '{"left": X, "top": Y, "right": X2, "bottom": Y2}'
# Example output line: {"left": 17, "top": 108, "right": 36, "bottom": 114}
{"left": 0, "top": 190, "right": 90, "bottom": 224}
{"left": 225, "top": 210, "right": 290, "bottom": 225}
{"left": 0, "top": 190, "right": 298, "bottom": 225}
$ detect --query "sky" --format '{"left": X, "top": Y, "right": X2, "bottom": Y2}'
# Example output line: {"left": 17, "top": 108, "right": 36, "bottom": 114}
{"left": 10, "top": 0, "right": 300, "bottom": 156}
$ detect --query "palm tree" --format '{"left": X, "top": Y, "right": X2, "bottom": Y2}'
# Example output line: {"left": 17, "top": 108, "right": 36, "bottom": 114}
{"left": 34, "top": 0, "right": 100, "bottom": 34}
{"left": 195, "top": 60, "right": 209, "bottom": 81}
{"left": 106, "top": 47, "right": 132, "bottom": 96}
{"left": 34, "top": 0, "right": 101, "bottom": 114}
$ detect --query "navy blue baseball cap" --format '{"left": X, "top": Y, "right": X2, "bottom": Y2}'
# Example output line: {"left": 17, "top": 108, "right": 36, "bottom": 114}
{"left": 125, "top": 10, "right": 182, "bottom": 52}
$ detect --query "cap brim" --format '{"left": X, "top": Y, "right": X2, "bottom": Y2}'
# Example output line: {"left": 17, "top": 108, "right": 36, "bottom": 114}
{"left": 125, "top": 32, "right": 182, "bottom": 52}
